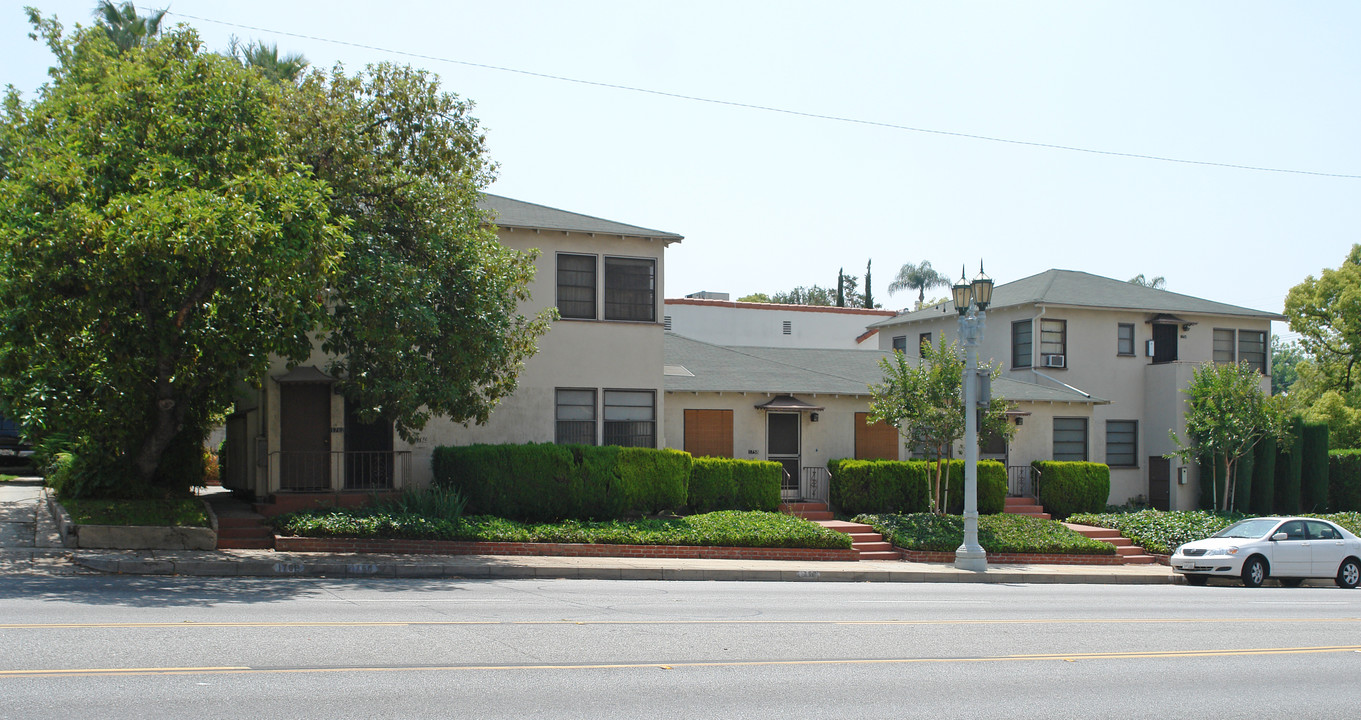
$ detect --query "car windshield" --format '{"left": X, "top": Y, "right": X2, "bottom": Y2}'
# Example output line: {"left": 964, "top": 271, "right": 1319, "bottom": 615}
{"left": 1213, "top": 519, "right": 1280, "bottom": 539}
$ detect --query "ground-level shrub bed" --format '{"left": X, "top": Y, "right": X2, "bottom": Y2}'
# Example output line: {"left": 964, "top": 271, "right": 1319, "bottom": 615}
{"left": 60, "top": 497, "right": 209, "bottom": 527}
{"left": 274, "top": 509, "right": 852, "bottom": 550}
{"left": 1067, "top": 510, "right": 1361, "bottom": 555}
{"left": 854, "top": 513, "right": 1115, "bottom": 555}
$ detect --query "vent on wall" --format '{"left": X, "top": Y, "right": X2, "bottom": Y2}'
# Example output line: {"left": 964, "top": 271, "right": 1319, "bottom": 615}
{"left": 664, "top": 315, "right": 672, "bottom": 331}
{"left": 782, "top": 320, "right": 792, "bottom": 335}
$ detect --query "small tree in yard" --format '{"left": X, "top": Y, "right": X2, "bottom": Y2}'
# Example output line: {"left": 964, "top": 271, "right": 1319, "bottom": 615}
{"left": 867, "top": 338, "right": 1013, "bottom": 513}
{"left": 1169, "top": 361, "right": 1287, "bottom": 511}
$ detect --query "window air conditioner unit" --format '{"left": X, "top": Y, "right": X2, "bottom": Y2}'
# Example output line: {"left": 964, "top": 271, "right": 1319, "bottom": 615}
{"left": 1044, "top": 354, "right": 1066, "bottom": 368}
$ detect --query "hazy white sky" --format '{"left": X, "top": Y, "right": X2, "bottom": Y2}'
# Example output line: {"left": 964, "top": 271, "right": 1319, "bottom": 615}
{"left": 4, "top": 2, "right": 1357, "bottom": 334}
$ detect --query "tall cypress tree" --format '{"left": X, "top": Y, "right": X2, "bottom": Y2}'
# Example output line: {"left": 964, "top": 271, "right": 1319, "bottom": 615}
{"left": 836, "top": 268, "right": 845, "bottom": 307}
{"left": 863, "top": 259, "right": 874, "bottom": 309}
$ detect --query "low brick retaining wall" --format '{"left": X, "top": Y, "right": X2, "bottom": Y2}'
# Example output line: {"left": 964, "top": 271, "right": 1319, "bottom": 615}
{"left": 275, "top": 536, "right": 859, "bottom": 562}
{"left": 897, "top": 548, "right": 1123, "bottom": 565}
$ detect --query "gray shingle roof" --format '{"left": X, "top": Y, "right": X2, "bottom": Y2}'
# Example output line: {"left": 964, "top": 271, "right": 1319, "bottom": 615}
{"left": 869, "top": 269, "right": 1284, "bottom": 328}
{"left": 664, "top": 333, "right": 1102, "bottom": 404}
{"left": 479, "top": 194, "right": 683, "bottom": 243}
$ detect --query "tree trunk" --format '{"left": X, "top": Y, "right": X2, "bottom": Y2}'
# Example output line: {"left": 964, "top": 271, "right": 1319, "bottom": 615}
{"left": 133, "top": 358, "right": 185, "bottom": 485}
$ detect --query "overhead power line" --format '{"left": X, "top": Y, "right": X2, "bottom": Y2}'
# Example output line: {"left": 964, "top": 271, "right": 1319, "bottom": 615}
{"left": 168, "top": 11, "right": 1360, "bottom": 180}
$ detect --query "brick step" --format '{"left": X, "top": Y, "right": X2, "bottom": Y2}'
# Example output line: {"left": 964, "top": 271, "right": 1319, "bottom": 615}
{"left": 780, "top": 502, "right": 829, "bottom": 513}
{"left": 858, "top": 550, "right": 902, "bottom": 561}
{"left": 792, "top": 510, "right": 834, "bottom": 521}
{"left": 216, "top": 537, "right": 275, "bottom": 550}
{"left": 853, "top": 541, "right": 894, "bottom": 553}
{"left": 1004, "top": 503, "right": 1044, "bottom": 513}
{"left": 216, "top": 525, "right": 274, "bottom": 540}
{"left": 817, "top": 520, "right": 874, "bottom": 533}
{"left": 1120, "top": 555, "right": 1156, "bottom": 565}
{"left": 1114, "top": 545, "right": 1148, "bottom": 556}
{"left": 216, "top": 515, "right": 268, "bottom": 528}
{"left": 847, "top": 532, "right": 884, "bottom": 543}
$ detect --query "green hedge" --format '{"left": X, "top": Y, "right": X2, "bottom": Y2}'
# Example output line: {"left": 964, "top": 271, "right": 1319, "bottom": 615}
{"left": 688, "top": 457, "right": 780, "bottom": 513}
{"left": 1033, "top": 461, "right": 1110, "bottom": 519}
{"left": 1300, "top": 421, "right": 1330, "bottom": 512}
{"left": 1329, "top": 450, "right": 1361, "bottom": 512}
{"left": 431, "top": 443, "right": 691, "bottom": 521}
{"left": 828, "top": 459, "right": 1005, "bottom": 516}
{"left": 1249, "top": 437, "right": 1276, "bottom": 515}
{"left": 1274, "top": 415, "right": 1304, "bottom": 514}
{"left": 855, "top": 512, "right": 1116, "bottom": 555}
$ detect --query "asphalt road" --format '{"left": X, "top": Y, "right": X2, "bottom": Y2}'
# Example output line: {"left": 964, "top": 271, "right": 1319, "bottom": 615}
{"left": 1, "top": 576, "right": 1358, "bottom": 719}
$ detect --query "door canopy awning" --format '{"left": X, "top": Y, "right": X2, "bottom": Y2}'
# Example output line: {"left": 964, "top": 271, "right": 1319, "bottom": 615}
{"left": 1146, "top": 313, "right": 1196, "bottom": 327}
{"left": 754, "top": 394, "right": 825, "bottom": 412}
{"left": 272, "top": 365, "right": 335, "bottom": 384}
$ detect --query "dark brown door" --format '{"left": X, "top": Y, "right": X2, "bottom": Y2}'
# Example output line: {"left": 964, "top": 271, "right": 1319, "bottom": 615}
{"left": 684, "top": 409, "right": 733, "bottom": 458}
{"left": 280, "top": 384, "right": 331, "bottom": 490}
{"left": 1151, "top": 324, "right": 1178, "bottom": 364}
{"left": 768, "top": 413, "right": 800, "bottom": 497}
{"left": 1148, "top": 456, "right": 1170, "bottom": 511}
{"left": 345, "top": 398, "right": 394, "bottom": 490}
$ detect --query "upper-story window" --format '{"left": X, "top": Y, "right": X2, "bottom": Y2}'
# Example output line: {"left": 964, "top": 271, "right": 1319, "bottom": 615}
{"left": 1012, "top": 320, "right": 1033, "bottom": 369}
{"left": 919, "top": 332, "right": 932, "bottom": 357}
{"left": 1040, "top": 319, "right": 1067, "bottom": 367}
{"left": 604, "top": 257, "right": 656, "bottom": 322}
{"left": 1212, "top": 328, "right": 1267, "bottom": 374}
{"left": 1117, "top": 323, "right": 1135, "bottom": 356}
{"left": 557, "top": 253, "right": 597, "bottom": 319}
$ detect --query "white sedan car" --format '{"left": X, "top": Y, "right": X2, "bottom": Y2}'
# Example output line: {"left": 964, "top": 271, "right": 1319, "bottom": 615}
{"left": 1171, "top": 517, "right": 1361, "bottom": 588}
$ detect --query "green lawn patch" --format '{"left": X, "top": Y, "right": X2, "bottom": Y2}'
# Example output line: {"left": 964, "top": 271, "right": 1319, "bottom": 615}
{"left": 854, "top": 513, "right": 1116, "bottom": 555}
{"left": 1069, "top": 510, "right": 1361, "bottom": 555}
{"left": 274, "top": 509, "right": 853, "bottom": 550}
{"left": 0, "top": 474, "right": 17, "bottom": 483}
{"left": 60, "top": 497, "right": 210, "bottom": 527}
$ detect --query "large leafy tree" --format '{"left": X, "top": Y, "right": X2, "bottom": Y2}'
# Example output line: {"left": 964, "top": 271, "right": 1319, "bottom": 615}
{"left": 0, "top": 17, "right": 346, "bottom": 491}
{"left": 1270, "top": 335, "right": 1305, "bottom": 396}
{"left": 286, "top": 63, "right": 553, "bottom": 437}
{"left": 888, "top": 260, "right": 949, "bottom": 310}
{"left": 1168, "top": 362, "right": 1286, "bottom": 511}
{"left": 1285, "top": 245, "right": 1361, "bottom": 395}
{"left": 867, "top": 338, "right": 1014, "bottom": 513}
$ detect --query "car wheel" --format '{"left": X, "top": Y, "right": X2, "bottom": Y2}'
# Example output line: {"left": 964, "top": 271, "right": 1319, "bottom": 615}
{"left": 1241, "top": 557, "right": 1267, "bottom": 588}
{"left": 1184, "top": 575, "right": 1208, "bottom": 586}
{"left": 1338, "top": 559, "right": 1360, "bottom": 589}
{"left": 1279, "top": 578, "right": 1304, "bottom": 588}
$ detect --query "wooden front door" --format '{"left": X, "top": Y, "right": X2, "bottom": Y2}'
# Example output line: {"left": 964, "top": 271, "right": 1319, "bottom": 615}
{"left": 1151, "top": 323, "right": 1178, "bottom": 364}
{"left": 279, "top": 384, "right": 331, "bottom": 490}
{"left": 684, "top": 409, "right": 734, "bottom": 458}
{"left": 1148, "top": 456, "right": 1170, "bottom": 511}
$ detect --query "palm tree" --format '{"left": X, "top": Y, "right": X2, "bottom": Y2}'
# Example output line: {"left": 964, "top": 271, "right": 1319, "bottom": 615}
{"left": 1128, "top": 274, "right": 1167, "bottom": 290}
{"left": 239, "top": 41, "right": 310, "bottom": 84}
{"left": 888, "top": 260, "right": 949, "bottom": 310}
{"left": 92, "top": 1, "right": 167, "bottom": 53}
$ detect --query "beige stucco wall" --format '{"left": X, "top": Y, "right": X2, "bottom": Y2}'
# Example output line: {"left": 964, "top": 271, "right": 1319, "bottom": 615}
{"left": 663, "top": 391, "right": 906, "bottom": 468}
{"left": 875, "top": 304, "right": 1275, "bottom": 507}
{"left": 663, "top": 302, "right": 893, "bottom": 349}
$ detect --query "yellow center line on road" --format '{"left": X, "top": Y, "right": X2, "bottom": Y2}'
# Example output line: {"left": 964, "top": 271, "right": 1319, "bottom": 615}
{"left": 4, "top": 645, "right": 1360, "bottom": 678}
{"left": 0, "top": 616, "right": 1359, "bottom": 630}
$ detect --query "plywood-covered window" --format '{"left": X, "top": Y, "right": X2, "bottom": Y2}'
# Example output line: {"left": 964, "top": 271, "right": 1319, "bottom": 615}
{"left": 855, "top": 412, "right": 899, "bottom": 460}
{"left": 683, "top": 409, "right": 733, "bottom": 458}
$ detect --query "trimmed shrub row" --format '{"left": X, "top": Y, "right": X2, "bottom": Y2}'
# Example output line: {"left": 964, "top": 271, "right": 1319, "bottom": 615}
{"left": 688, "top": 457, "right": 781, "bottom": 513}
{"left": 828, "top": 459, "right": 1005, "bottom": 516}
{"left": 1329, "top": 450, "right": 1361, "bottom": 512}
{"left": 855, "top": 512, "right": 1116, "bottom": 555}
{"left": 432, "top": 444, "right": 780, "bottom": 521}
{"left": 1033, "top": 461, "right": 1109, "bottom": 519}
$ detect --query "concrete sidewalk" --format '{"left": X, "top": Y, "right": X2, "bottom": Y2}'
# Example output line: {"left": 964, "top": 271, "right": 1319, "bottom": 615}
{"left": 0, "top": 479, "right": 1178, "bottom": 584}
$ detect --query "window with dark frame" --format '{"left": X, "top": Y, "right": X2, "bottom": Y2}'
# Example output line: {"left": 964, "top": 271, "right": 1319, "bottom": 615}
{"left": 1213, "top": 328, "right": 1236, "bottom": 364}
{"left": 603, "top": 389, "right": 656, "bottom": 447}
{"left": 603, "top": 257, "right": 656, "bottom": 322}
{"left": 919, "top": 332, "right": 932, "bottom": 357}
{"left": 891, "top": 335, "right": 907, "bottom": 353}
{"left": 1105, "top": 420, "right": 1137, "bottom": 467}
{"left": 555, "top": 389, "right": 596, "bottom": 445}
{"left": 556, "top": 254, "right": 596, "bottom": 319}
{"left": 1117, "top": 323, "right": 1135, "bottom": 356}
{"left": 1052, "top": 417, "right": 1088, "bottom": 462}
{"left": 1238, "top": 330, "right": 1267, "bottom": 374}
{"left": 1012, "top": 320, "right": 1033, "bottom": 368}
{"left": 1040, "top": 318, "right": 1066, "bottom": 362}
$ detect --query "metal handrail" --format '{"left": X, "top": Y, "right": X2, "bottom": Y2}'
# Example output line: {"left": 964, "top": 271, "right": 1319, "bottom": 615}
{"left": 269, "top": 450, "right": 412, "bottom": 492}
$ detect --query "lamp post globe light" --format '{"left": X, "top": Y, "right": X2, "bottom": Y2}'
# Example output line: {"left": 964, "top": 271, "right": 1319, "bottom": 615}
{"left": 953, "top": 263, "right": 993, "bottom": 571}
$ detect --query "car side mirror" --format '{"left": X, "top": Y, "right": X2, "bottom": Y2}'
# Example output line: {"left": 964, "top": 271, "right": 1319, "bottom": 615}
{"left": 1271, "top": 532, "right": 1288, "bottom": 541}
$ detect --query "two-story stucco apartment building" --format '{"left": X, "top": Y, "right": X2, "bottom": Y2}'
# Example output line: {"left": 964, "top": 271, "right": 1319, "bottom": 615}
{"left": 221, "top": 195, "right": 681, "bottom": 500}
{"left": 866, "top": 270, "right": 1283, "bottom": 510}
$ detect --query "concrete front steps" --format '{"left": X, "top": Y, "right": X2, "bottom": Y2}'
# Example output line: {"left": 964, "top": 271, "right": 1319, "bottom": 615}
{"left": 1064, "top": 523, "right": 1156, "bottom": 564}
{"left": 204, "top": 493, "right": 275, "bottom": 550}
{"left": 1003, "top": 496, "right": 1051, "bottom": 520}
{"left": 779, "top": 502, "right": 900, "bottom": 560}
